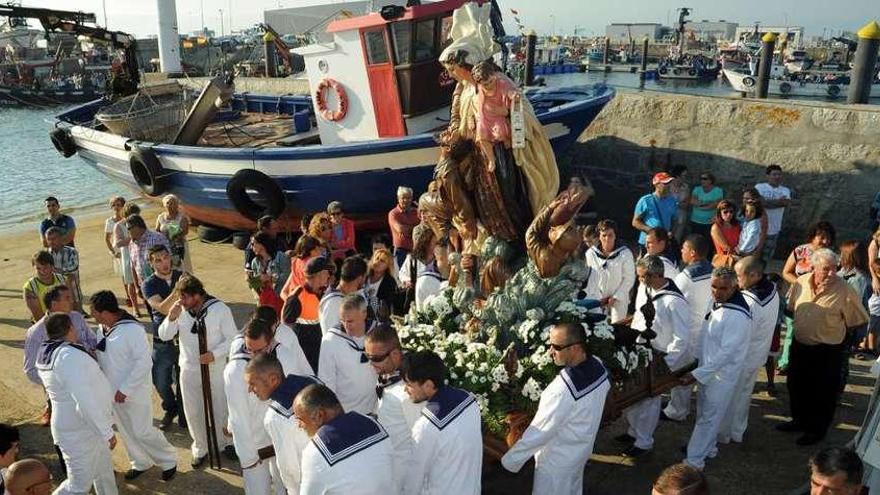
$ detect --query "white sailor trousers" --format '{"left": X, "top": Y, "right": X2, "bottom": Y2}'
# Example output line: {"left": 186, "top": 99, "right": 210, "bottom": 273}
{"left": 664, "top": 384, "right": 694, "bottom": 421}
{"left": 624, "top": 396, "right": 662, "bottom": 450}
{"left": 53, "top": 435, "right": 117, "bottom": 495}
{"left": 180, "top": 362, "right": 230, "bottom": 458}
{"left": 718, "top": 364, "right": 762, "bottom": 443}
{"left": 114, "top": 398, "right": 177, "bottom": 471}
{"left": 686, "top": 376, "right": 738, "bottom": 469}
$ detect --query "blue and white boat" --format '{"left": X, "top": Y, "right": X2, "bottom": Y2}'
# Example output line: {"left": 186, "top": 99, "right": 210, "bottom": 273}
{"left": 51, "top": 0, "right": 614, "bottom": 232}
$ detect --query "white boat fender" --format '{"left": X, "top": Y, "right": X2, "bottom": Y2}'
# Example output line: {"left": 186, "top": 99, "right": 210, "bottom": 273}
{"left": 129, "top": 146, "right": 169, "bottom": 197}
{"left": 779, "top": 82, "right": 792, "bottom": 94}
{"left": 742, "top": 76, "right": 756, "bottom": 88}
{"left": 226, "top": 169, "right": 287, "bottom": 221}
{"left": 50, "top": 128, "right": 77, "bottom": 158}
{"left": 827, "top": 85, "right": 841, "bottom": 97}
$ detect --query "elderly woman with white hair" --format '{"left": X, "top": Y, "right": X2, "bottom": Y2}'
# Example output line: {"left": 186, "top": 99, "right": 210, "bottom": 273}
{"left": 780, "top": 247, "right": 868, "bottom": 446}
{"left": 155, "top": 194, "right": 192, "bottom": 273}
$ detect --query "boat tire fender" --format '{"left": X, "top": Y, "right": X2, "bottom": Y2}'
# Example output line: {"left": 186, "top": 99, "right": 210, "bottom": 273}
{"left": 742, "top": 76, "right": 756, "bottom": 88}
{"left": 226, "top": 169, "right": 287, "bottom": 221}
{"left": 779, "top": 82, "right": 792, "bottom": 94}
{"left": 129, "top": 147, "right": 168, "bottom": 197}
{"left": 50, "top": 128, "right": 77, "bottom": 158}
{"left": 315, "top": 78, "right": 348, "bottom": 122}
{"left": 659, "top": 67, "right": 668, "bottom": 75}
{"left": 827, "top": 84, "right": 841, "bottom": 97}
{"left": 672, "top": 68, "right": 681, "bottom": 76}
{"left": 688, "top": 68, "right": 697, "bottom": 76}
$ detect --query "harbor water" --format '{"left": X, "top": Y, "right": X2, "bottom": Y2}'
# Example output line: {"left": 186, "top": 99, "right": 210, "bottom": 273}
{"left": 3, "top": 71, "right": 871, "bottom": 233}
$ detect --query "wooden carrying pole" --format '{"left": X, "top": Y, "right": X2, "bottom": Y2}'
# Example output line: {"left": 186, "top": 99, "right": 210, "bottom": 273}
{"left": 196, "top": 321, "right": 222, "bottom": 469}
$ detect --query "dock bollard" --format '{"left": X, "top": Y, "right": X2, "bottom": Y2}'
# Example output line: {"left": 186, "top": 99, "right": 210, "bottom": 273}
{"left": 847, "top": 21, "right": 880, "bottom": 104}
{"left": 639, "top": 36, "right": 649, "bottom": 80}
{"left": 524, "top": 30, "right": 537, "bottom": 86}
{"left": 263, "top": 31, "right": 277, "bottom": 78}
{"left": 603, "top": 37, "right": 610, "bottom": 65}
{"left": 756, "top": 32, "right": 777, "bottom": 99}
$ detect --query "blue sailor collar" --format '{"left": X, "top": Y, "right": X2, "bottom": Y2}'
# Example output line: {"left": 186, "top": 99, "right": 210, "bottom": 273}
{"left": 422, "top": 386, "right": 476, "bottom": 430}
{"left": 96, "top": 312, "right": 139, "bottom": 352}
{"left": 268, "top": 374, "right": 320, "bottom": 418}
{"left": 36, "top": 340, "right": 94, "bottom": 370}
{"left": 187, "top": 296, "right": 221, "bottom": 334}
{"left": 712, "top": 291, "right": 752, "bottom": 320}
{"left": 682, "top": 260, "right": 713, "bottom": 281}
{"left": 743, "top": 276, "right": 777, "bottom": 307}
{"left": 312, "top": 412, "right": 388, "bottom": 466}
{"left": 229, "top": 336, "right": 250, "bottom": 362}
{"left": 320, "top": 287, "right": 343, "bottom": 304}
{"left": 417, "top": 266, "right": 443, "bottom": 281}
{"left": 589, "top": 245, "right": 628, "bottom": 262}
{"left": 329, "top": 325, "right": 375, "bottom": 363}
{"left": 561, "top": 355, "right": 609, "bottom": 401}
{"left": 652, "top": 279, "right": 685, "bottom": 302}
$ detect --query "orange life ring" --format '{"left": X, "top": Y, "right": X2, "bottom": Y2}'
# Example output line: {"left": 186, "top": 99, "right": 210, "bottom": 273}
{"left": 314, "top": 78, "right": 348, "bottom": 122}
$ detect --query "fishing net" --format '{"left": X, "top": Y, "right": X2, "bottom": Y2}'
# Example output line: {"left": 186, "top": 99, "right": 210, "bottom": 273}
{"left": 96, "top": 83, "right": 198, "bottom": 142}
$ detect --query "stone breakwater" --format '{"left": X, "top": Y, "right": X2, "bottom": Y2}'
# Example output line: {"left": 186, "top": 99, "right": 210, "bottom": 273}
{"left": 571, "top": 89, "right": 880, "bottom": 249}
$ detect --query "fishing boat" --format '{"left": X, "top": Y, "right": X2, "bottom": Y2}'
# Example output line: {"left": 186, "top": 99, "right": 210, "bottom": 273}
{"left": 0, "top": 83, "right": 101, "bottom": 106}
{"left": 50, "top": 0, "right": 615, "bottom": 232}
{"left": 723, "top": 67, "right": 880, "bottom": 100}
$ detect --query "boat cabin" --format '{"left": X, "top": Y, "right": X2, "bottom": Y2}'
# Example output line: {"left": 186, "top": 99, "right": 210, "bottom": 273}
{"left": 294, "top": 0, "right": 469, "bottom": 144}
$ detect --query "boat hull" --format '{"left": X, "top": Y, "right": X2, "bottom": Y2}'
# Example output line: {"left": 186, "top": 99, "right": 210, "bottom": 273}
{"left": 0, "top": 85, "right": 103, "bottom": 107}
{"left": 57, "top": 86, "right": 615, "bottom": 231}
{"left": 722, "top": 68, "right": 880, "bottom": 99}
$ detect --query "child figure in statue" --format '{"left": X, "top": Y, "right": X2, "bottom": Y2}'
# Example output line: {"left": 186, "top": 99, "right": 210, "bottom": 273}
{"left": 471, "top": 61, "right": 520, "bottom": 173}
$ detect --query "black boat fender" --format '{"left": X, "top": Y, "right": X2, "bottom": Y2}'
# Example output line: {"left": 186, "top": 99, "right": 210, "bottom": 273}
{"left": 226, "top": 169, "right": 287, "bottom": 221}
{"left": 742, "top": 76, "right": 756, "bottom": 88}
{"left": 779, "top": 82, "right": 792, "bottom": 94}
{"left": 129, "top": 146, "right": 169, "bottom": 197}
{"left": 827, "top": 85, "right": 841, "bottom": 97}
{"left": 50, "top": 128, "right": 77, "bottom": 158}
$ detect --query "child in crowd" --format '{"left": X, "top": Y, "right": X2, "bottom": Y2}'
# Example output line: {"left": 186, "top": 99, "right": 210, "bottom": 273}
{"left": 44, "top": 227, "right": 82, "bottom": 312}
{"left": 22, "top": 251, "right": 65, "bottom": 321}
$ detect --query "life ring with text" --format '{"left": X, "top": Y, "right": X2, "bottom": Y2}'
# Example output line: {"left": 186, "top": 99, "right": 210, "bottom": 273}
{"left": 129, "top": 146, "right": 168, "bottom": 197}
{"left": 50, "top": 128, "right": 77, "bottom": 158}
{"left": 779, "top": 82, "right": 792, "bottom": 94}
{"left": 314, "top": 78, "right": 348, "bottom": 122}
{"left": 827, "top": 84, "right": 841, "bottom": 97}
{"left": 742, "top": 76, "right": 756, "bottom": 88}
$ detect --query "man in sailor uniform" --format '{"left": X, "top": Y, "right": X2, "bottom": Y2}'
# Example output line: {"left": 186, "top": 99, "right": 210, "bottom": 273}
{"left": 631, "top": 229, "right": 680, "bottom": 332}
{"left": 365, "top": 324, "right": 424, "bottom": 495}
{"left": 681, "top": 266, "right": 752, "bottom": 470}
{"left": 158, "top": 275, "right": 237, "bottom": 467}
{"left": 224, "top": 317, "right": 293, "bottom": 495}
{"left": 89, "top": 291, "right": 177, "bottom": 482}
{"left": 665, "top": 234, "right": 715, "bottom": 422}
{"left": 295, "top": 384, "right": 393, "bottom": 495}
{"left": 414, "top": 250, "right": 445, "bottom": 310}
{"left": 582, "top": 219, "right": 635, "bottom": 323}
{"left": 620, "top": 255, "right": 691, "bottom": 458}
{"left": 252, "top": 305, "right": 315, "bottom": 377}
{"left": 718, "top": 256, "right": 780, "bottom": 443}
{"left": 501, "top": 322, "right": 610, "bottom": 494}
{"left": 318, "top": 294, "right": 378, "bottom": 415}
{"left": 245, "top": 353, "right": 319, "bottom": 494}
{"left": 402, "top": 351, "right": 482, "bottom": 495}
{"left": 318, "top": 256, "right": 368, "bottom": 334}
{"left": 37, "top": 313, "right": 118, "bottom": 495}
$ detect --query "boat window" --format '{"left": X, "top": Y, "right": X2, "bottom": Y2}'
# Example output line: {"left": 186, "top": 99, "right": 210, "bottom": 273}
{"left": 413, "top": 19, "right": 436, "bottom": 62}
{"left": 391, "top": 22, "right": 412, "bottom": 64}
{"left": 364, "top": 29, "right": 389, "bottom": 65}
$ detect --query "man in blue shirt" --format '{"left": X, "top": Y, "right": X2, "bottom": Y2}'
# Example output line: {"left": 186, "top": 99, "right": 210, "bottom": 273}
{"left": 39, "top": 196, "right": 76, "bottom": 248}
{"left": 142, "top": 244, "right": 186, "bottom": 430}
{"left": 632, "top": 173, "right": 678, "bottom": 252}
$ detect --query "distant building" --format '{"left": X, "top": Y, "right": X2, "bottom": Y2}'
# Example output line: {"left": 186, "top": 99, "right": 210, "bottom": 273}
{"left": 733, "top": 25, "right": 804, "bottom": 48}
{"left": 685, "top": 20, "right": 738, "bottom": 42}
{"left": 191, "top": 28, "right": 216, "bottom": 38}
{"left": 264, "top": 1, "right": 405, "bottom": 42}
{"left": 605, "top": 23, "right": 663, "bottom": 43}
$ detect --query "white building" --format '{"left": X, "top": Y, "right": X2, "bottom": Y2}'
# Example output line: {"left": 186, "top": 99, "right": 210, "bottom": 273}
{"left": 685, "top": 20, "right": 738, "bottom": 42}
{"left": 605, "top": 23, "right": 663, "bottom": 43}
{"left": 265, "top": 1, "right": 405, "bottom": 43}
{"left": 733, "top": 25, "right": 804, "bottom": 48}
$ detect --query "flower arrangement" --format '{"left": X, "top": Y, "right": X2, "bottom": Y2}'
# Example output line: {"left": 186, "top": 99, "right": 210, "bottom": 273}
{"left": 397, "top": 256, "right": 653, "bottom": 438}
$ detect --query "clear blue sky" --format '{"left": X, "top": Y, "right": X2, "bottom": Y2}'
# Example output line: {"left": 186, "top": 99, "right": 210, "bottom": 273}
{"left": 16, "top": 0, "right": 880, "bottom": 39}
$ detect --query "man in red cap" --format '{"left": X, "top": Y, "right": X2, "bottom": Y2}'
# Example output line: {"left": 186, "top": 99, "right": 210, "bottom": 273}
{"left": 632, "top": 172, "right": 678, "bottom": 254}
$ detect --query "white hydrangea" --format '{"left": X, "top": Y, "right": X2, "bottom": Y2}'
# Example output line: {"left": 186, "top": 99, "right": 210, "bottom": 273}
{"left": 490, "top": 365, "right": 509, "bottom": 385}
{"left": 521, "top": 377, "right": 543, "bottom": 401}
{"left": 593, "top": 321, "right": 615, "bottom": 340}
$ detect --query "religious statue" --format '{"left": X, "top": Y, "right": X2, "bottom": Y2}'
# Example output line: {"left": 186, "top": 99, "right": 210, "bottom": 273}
{"left": 525, "top": 183, "right": 592, "bottom": 279}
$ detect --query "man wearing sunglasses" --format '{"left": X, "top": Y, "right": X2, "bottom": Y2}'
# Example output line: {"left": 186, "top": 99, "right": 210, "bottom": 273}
{"left": 620, "top": 255, "right": 691, "bottom": 459}
{"left": 501, "top": 322, "right": 611, "bottom": 494}
{"left": 318, "top": 294, "right": 379, "bottom": 415}
{"left": 365, "top": 324, "right": 424, "bottom": 495}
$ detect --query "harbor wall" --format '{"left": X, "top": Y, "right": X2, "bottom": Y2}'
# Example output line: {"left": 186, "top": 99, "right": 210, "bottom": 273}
{"left": 569, "top": 89, "right": 880, "bottom": 250}
{"left": 177, "top": 76, "right": 311, "bottom": 95}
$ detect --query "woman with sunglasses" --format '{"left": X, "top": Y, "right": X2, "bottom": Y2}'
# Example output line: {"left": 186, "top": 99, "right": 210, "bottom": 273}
{"left": 326, "top": 201, "right": 356, "bottom": 261}
{"left": 689, "top": 173, "right": 723, "bottom": 239}
{"left": 710, "top": 200, "right": 741, "bottom": 268}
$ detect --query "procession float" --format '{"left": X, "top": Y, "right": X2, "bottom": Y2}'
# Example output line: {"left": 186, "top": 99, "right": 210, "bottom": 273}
{"left": 387, "top": 2, "right": 693, "bottom": 458}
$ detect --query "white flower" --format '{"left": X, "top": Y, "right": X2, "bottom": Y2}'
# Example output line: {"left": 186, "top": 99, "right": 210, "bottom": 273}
{"left": 521, "top": 377, "right": 543, "bottom": 402}
{"left": 490, "top": 365, "right": 509, "bottom": 385}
